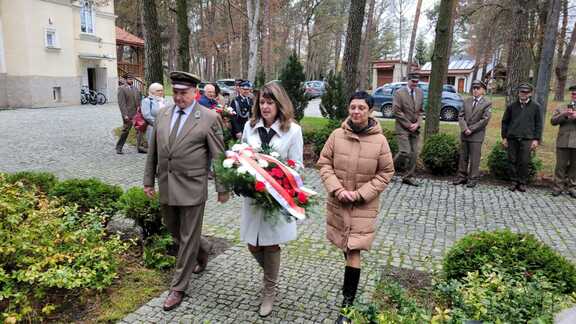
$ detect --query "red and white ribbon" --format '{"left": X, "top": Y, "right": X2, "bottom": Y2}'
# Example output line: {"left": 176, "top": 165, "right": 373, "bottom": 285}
{"left": 225, "top": 148, "right": 316, "bottom": 220}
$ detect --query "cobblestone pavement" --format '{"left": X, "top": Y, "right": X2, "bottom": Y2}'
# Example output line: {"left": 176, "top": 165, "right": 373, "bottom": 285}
{"left": 2, "top": 105, "right": 576, "bottom": 323}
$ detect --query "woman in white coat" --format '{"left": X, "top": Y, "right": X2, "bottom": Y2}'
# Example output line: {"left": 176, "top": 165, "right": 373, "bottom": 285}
{"left": 141, "top": 83, "right": 165, "bottom": 144}
{"left": 241, "top": 81, "right": 303, "bottom": 317}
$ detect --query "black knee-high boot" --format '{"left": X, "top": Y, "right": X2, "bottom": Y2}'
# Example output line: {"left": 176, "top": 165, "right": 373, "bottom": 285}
{"left": 342, "top": 266, "right": 361, "bottom": 307}
{"left": 336, "top": 266, "right": 361, "bottom": 324}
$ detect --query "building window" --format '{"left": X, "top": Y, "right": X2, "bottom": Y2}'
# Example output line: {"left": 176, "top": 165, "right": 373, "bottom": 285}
{"left": 45, "top": 28, "right": 59, "bottom": 48}
{"left": 80, "top": 0, "right": 95, "bottom": 34}
{"left": 52, "top": 87, "right": 62, "bottom": 102}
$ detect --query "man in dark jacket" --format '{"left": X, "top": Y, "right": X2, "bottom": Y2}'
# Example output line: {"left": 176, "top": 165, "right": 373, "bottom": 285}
{"left": 230, "top": 80, "right": 253, "bottom": 139}
{"left": 501, "top": 83, "right": 543, "bottom": 192}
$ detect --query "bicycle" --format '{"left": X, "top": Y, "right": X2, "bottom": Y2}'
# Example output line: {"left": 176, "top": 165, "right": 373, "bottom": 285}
{"left": 80, "top": 86, "right": 107, "bottom": 105}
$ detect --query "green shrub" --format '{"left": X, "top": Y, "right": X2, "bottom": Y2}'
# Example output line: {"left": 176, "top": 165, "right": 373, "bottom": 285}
{"left": 382, "top": 128, "right": 398, "bottom": 157}
{"left": 279, "top": 52, "right": 308, "bottom": 121}
{"left": 5, "top": 171, "right": 58, "bottom": 193}
{"left": 487, "top": 141, "right": 542, "bottom": 181}
{"left": 436, "top": 265, "right": 574, "bottom": 323}
{"left": 320, "top": 71, "right": 348, "bottom": 121}
{"left": 51, "top": 178, "right": 123, "bottom": 214}
{"left": 143, "top": 233, "right": 176, "bottom": 270}
{"left": 343, "top": 279, "right": 431, "bottom": 324}
{"left": 443, "top": 230, "right": 576, "bottom": 293}
{"left": 117, "top": 187, "right": 163, "bottom": 239}
{"left": 420, "top": 133, "right": 459, "bottom": 175}
{"left": 0, "top": 175, "right": 128, "bottom": 321}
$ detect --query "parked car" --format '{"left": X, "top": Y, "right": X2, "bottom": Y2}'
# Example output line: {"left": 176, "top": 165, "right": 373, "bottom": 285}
{"left": 372, "top": 82, "right": 464, "bottom": 121}
{"left": 215, "top": 79, "right": 236, "bottom": 99}
{"left": 443, "top": 84, "right": 457, "bottom": 93}
{"left": 304, "top": 80, "right": 326, "bottom": 99}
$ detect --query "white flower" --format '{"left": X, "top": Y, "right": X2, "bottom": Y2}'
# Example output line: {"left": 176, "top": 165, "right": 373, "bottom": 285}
{"left": 231, "top": 144, "right": 243, "bottom": 152}
{"left": 257, "top": 159, "right": 269, "bottom": 168}
{"left": 222, "top": 158, "right": 235, "bottom": 169}
{"left": 225, "top": 151, "right": 236, "bottom": 158}
{"left": 237, "top": 166, "right": 248, "bottom": 174}
{"left": 270, "top": 151, "right": 280, "bottom": 158}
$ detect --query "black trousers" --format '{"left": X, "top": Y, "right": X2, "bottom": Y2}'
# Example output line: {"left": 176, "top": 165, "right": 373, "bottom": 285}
{"left": 507, "top": 138, "right": 532, "bottom": 185}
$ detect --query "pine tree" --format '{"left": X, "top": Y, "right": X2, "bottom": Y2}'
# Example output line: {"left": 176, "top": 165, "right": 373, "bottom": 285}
{"left": 414, "top": 36, "right": 428, "bottom": 66}
{"left": 320, "top": 71, "right": 348, "bottom": 121}
{"left": 255, "top": 69, "right": 266, "bottom": 89}
{"left": 279, "top": 52, "right": 308, "bottom": 121}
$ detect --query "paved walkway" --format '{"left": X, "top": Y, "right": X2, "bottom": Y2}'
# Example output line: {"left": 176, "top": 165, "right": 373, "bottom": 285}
{"left": 1, "top": 105, "right": 576, "bottom": 323}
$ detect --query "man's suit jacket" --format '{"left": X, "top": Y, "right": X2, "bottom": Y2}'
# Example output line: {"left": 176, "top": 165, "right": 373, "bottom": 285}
{"left": 118, "top": 85, "right": 141, "bottom": 119}
{"left": 144, "top": 102, "right": 226, "bottom": 206}
{"left": 551, "top": 105, "right": 576, "bottom": 148}
{"left": 393, "top": 86, "right": 424, "bottom": 136}
{"left": 458, "top": 96, "right": 492, "bottom": 142}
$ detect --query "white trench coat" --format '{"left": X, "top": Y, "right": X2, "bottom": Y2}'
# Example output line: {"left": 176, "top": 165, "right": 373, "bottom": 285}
{"left": 240, "top": 119, "right": 304, "bottom": 246}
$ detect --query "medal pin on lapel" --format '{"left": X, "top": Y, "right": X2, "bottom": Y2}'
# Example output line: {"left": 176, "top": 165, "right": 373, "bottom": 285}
{"left": 195, "top": 110, "right": 201, "bottom": 119}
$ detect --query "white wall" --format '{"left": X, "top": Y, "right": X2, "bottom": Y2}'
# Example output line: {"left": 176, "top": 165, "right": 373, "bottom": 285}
{"left": 0, "top": 14, "right": 5, "bottom": 74}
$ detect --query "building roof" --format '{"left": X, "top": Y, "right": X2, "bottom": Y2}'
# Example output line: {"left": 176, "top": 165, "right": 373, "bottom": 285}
{"left": 116, "top": 27, "right": 144, "bottom": 47}
{"left": 419, "top": 57, "right": 476, "bottom": 72}
{"left": 372, "top": 59, "right": 419, "bottom": 69}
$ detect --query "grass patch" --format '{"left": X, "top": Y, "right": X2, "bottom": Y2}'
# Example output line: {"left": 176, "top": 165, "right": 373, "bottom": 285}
{"left": 92, "top": 260, "right": 169, "bottom": 322}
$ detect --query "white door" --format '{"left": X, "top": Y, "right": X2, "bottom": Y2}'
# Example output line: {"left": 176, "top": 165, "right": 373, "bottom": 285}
{"left": 95, "top": 67, "right": 108, "bottom": 96}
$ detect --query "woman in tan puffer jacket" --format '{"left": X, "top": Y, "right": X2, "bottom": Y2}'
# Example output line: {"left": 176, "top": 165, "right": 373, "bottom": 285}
{"left": 317, "top": 91, "right": 394, "bottom": 324}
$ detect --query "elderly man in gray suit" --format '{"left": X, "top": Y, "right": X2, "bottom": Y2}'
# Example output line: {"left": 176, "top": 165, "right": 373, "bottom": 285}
{"left": 116, "top": 73, "right": 145, "bottom": 154}
{"left": 393, "top": 73, "right": 424, "bottom": 186}
{"left": 144, "top": 71, "right": 230, "bottom": 311}
{"left": 453, "top": 80, "right": 492, "bottom": 188}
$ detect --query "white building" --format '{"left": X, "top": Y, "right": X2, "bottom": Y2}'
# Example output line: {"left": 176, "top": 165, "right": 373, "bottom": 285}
{"left": 0, "top": 0, "right": 117, "bottom": 108}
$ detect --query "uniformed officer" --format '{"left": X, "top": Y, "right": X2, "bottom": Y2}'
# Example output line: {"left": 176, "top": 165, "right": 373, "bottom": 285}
{"left": 551, "top": 85, "right": 576, "bottom": 197}
{"left": 453, "top": 80, "right": 492, "bottom": 188}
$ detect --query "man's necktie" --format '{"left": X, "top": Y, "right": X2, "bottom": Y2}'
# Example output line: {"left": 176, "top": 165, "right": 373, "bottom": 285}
{"left": 473, "top": 98, "right": 478, "bottom": 109}
{"left": 169, "top": 110, "right": 185, "bottom": 147}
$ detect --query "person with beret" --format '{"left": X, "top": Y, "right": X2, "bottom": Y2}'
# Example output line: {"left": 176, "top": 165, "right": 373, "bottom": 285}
{"left": 501, "top": 83, "right": 543, "bottom": 192}
{"left": 143, "top": 71, "right": 230, "bottom": 311}
{"left": 393, "top": 72, "right": 424, "bottom": 186}
{"left": 230, "top": 80, "right": 254, "bottom": 140}
{"left": 116, "top": 73, "right": 145, "bottom": 154}
{"left": 550, "top": 84, "right": 576, "bottom": 198}
{"left": 453, "top": 80, "right": 492, "bottom": 188}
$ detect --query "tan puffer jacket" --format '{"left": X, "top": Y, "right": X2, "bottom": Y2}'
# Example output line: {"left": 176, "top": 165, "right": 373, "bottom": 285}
{"left": 317, "top": 118, "right": 395, "bottom": 251}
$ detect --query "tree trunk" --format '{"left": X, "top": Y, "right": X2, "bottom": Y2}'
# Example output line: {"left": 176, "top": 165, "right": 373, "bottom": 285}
{"left": 506, "top": 0, "right": 532, "bottom": 106}
{"left": 554, "top": 0, "right": 573, "bottom": 101}
{"left": 407, "top": 0, "right": 423, "bottom": 71}
{"left": 240, "top": 0, "right": 249, "bottom": 79}
{"left": 424, "top": 0, "right": 457, "bottom": 139}
{"left": 141, "top": 0, "right": 163, "bottom": 86}
{"left": 176, "top": 0, "right": 190, "bottom": 72}
{"left": 533, "top": 3, "right": 548, "bottom": 89}
{"left": 246, "top": 0, "right": 260, "bottom": 82}
{"left": 534, "top": 0, "right": 561, "bottom": 115}
{"left": 342, "top": 0, "right": 367, "bottom": 99}
{"left": 358, "top": 0, "right": 376, "bottom": 90}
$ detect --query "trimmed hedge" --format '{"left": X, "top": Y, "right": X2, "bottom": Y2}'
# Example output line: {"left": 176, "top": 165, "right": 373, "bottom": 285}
{"left": 487, "top": 141, "right": 542, "bottom": 181}
{"left": 443, "top": 229, "right": 576, "bottom": 293}
{"left": 420, "top": 133, "right": 459, "bottom": 175}
{"left": 5, "top": 171, "right": 58, "bottom": 193}
{"left": 117, "top": 187, "right": 163, "bottom": 239}
{"left": 51, "top": 178, "right": 123, "bottom": 213}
